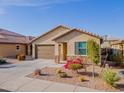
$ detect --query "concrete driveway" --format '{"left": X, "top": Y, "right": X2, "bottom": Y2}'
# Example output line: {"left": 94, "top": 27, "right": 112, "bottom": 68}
{"left": 0, "top": 59, "right": 100, "bottom": 92}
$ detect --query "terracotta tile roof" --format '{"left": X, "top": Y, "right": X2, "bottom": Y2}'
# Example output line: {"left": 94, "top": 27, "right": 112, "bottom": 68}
{"left": 0, "top": 28, "right": 35, "bottom": 44}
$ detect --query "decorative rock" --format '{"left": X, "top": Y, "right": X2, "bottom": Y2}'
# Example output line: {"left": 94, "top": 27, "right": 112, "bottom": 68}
{"left": 32, "top": 69, "right": 41, "bottom": 76}
{"left": 118, "top": 70, "right": 124, "bottom": 78}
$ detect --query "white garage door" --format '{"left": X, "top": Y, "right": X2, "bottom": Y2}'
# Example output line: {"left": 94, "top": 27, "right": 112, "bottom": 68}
{"left": 37, "top": 45, "right": 55, "bottom": 59}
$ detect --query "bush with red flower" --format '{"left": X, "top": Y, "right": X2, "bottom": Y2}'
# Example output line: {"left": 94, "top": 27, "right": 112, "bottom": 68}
{"left": 64, "top": 57, "right": 84, "bottom": 73}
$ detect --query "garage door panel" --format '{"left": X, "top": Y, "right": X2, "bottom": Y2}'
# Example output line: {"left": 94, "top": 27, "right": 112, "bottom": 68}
{"left": 37, "top": 45, "right": 55, "bottom": 59}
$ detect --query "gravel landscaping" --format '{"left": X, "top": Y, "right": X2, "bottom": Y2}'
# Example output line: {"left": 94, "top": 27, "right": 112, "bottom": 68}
{"left": 27, "top": 65, "right": 124, "bottom": 92}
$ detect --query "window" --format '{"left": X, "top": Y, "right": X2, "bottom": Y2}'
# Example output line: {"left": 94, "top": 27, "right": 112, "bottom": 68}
{"left": 75, "top": 42, "right": 87, "bottom": 55}
{"left": 16, "top": 45, "right": 20, "bottom": 51}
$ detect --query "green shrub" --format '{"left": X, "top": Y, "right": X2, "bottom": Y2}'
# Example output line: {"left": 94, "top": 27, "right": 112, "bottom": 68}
{"left": 69, "top": 63, "right": 83, "bottom": 71}
{"left": 0, "top": 59, "right": 7, "bottom": 64}
{"left": 103, "top": 69, "right": 120, "bottom": 87}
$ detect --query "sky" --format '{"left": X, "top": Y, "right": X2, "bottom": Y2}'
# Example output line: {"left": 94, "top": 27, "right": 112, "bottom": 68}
{"left": 0, "top": 0, "right": 124, "bottom": 39}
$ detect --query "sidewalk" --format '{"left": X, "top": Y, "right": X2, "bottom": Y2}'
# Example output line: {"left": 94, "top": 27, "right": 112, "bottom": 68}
{"left": 0, "top": 76, "right": 100, "bottom": 92}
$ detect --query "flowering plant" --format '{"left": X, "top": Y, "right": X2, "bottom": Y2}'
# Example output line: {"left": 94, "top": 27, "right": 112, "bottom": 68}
{"left": 64, "top": 57, "right": 83, "bottom": 69}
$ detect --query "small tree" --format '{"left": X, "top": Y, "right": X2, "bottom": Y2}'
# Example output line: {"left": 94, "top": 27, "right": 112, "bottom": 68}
{"left": 87, "top": 39, "right": 100, "bottom": 77}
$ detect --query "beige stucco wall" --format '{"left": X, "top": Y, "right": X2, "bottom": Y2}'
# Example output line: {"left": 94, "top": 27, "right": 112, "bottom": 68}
{"left": 55, "top": 30, "right": 100, "bottom": 56}
{"left": 0, "top": 43, "right": 26, "bottom": 58}
{"left": 32, "top": 27, "right": 70, "bottom": 58}
{"left": 112, "top": 44, "right": 124, "bottom": 50}
{"left": 112, "top": 44, "right": 120, "bottom": 50}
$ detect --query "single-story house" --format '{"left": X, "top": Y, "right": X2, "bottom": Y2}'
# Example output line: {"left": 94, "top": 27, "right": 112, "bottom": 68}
{"left": 30, "top": 25, "right": 102, "bottom": 63}
{"left": 111, "top": 40, "right": 124, "bottom": 55}
{"left": 0, "top": 28, "right": 34, "bottom": 58}
{"left": 101, "top": 36, "right": 120, "bottom": 48}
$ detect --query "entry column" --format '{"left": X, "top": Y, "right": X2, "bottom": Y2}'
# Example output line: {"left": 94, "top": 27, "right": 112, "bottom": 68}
{"left": 55, "top": 43, "right": 60, "bottom": 63}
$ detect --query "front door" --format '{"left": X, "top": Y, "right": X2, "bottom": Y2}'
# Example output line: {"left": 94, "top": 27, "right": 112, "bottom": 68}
{"left": 63, "top": 43, "right": 67, "bottom": 60}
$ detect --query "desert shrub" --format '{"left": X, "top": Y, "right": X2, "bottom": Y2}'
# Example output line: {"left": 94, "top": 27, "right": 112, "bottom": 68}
{"left": 57, "top": 72, "right": 67, "bottom": 78}
{"left": 103, "top": 69, "right": 120, "bottom": 87}
{"left": 68, "top": 63, "right": 83, "bottom": 72}
{"left": 0, "top": 59, "right": 7, "bottom": 64}
{"left": 56, "top": 69, "right": 63, "bottom": 74}
{"left": 79, "top": 76, "right": 85, "bottom": 82}
{"left": 56, "top": 69, "right": 68, "bottom": 78}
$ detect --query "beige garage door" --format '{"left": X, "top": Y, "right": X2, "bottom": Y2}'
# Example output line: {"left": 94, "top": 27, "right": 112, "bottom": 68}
{"left": 37, "top": 45, "right": 55, "bottom": 59}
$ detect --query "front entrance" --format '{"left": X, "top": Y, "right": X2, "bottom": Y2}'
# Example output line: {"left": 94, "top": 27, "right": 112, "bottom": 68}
{"left": 59, "top": 43, "right": 67, "bottom": 62}
{"left": 63, "top": 43, "right": 67, "bottom": 60}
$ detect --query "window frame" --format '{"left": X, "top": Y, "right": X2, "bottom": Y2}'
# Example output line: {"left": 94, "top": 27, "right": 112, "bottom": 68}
{"left": 75, "top": 41, "right": 87, "bottom": 56}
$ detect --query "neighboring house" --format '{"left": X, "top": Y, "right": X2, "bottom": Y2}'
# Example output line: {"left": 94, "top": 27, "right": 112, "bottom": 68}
{"left": 111, "top": 40, "right": 124, "bottom": 55}
{"left": 0, "top": 28, "right": 34, "bottom": 58}
{"left": 101, "top": 36, "right": 120, "bottom": 48}
{"left": 101, "top": 35, "right": 124, "bottom": 56}
{"left": 31, "top": 25, "right": 102, "bottom": 63}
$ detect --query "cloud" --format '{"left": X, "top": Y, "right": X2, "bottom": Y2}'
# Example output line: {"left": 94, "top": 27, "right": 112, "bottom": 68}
{"left": 0, "top": 0, "right": 82, "bottom": 15}
{"left": 0, "top": 0, "right": 82, "bottom": 7}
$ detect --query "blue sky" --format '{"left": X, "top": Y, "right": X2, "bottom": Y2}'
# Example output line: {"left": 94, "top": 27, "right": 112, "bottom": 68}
{"left": 0, "top": 0, "right": 124, "bottom": 38}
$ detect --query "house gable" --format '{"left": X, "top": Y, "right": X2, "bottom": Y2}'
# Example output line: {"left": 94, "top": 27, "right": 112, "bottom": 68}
{"left": 53, "top": 29, "right": 101, "bottom": 44}
{"left": 31, "top": 25, "right": 71, "bottom": 45}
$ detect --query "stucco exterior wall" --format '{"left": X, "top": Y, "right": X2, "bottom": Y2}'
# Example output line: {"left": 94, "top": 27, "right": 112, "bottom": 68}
{"left": 68, "top": 32, "right": 100, "bottom": 56}
{"left": 0, "top": 44, "right": 26, "bottom": 58}
{"left": 55, "top": 30, "right": 100, "bottom": 56}
{"left": 112, "top": 44, "right": 120, "bottom": 50}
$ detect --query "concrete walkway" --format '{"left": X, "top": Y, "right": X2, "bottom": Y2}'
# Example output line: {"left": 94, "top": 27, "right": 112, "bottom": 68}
{"left": 0, "top": 59, "right": 100, "bottom": 92}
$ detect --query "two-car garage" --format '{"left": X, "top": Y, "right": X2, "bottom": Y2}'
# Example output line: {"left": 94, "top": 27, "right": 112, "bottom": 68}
{"left": 36, "top": 45, "right": 55, "bottom": 59}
